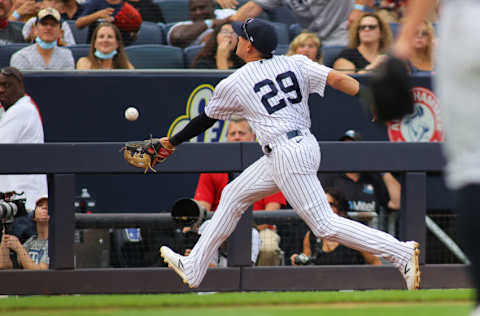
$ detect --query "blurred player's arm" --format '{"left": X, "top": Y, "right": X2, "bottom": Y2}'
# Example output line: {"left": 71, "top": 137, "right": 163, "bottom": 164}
{"left": 394, "top": 0, "right": 436, "bottom": 58}
{"left": 228, "top": 1, "right": 263, "bottom": 22}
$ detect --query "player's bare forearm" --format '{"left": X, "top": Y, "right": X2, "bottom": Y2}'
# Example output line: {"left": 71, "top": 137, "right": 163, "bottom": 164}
{"left": 229, "top": 1, "right": 263, "bottom": 22}
{"left": 394, "top": 0, "right": 436, "bottom": 58}
{"left": 326, "top": 69, "right": 360, "bottom": 96}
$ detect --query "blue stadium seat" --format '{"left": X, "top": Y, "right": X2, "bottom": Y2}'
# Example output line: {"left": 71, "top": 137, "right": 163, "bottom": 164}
{"left": 66, "top": 20, "right": 88, "bottom": 44}
{"left": 125, "top": 44, "right": 184, "bottom": 68}
{"left": 67, "top": 44, "right": 91, "bottom": 63}
{"left": 9, "top": 21, "right": 25, "bottom": 33}
{"left": 183, "top": 44, "right": 202, "bottom": 68}
{"left": 274, "top": 44, "right": 289, "bottom": 56}
{"left": 288, "top": 23, "right": 304, "bottom": 42}
{"left": 133, "top": 21, "right": 165, "bottom": 45}
{"left": 0, "top": 43, "right": 29, "bottom": 68}
{"left": 266, "top": 6, "right": 297, "bottom": 25}
{"left": 388, "top": 22, "right": 399, "bottom": 39}
{"left": 154, "top": 0, "right": 189, "bottom": 24}
{"left": 321, "top": 45, "right": 345, "bottom": 68}
{"left": 268, "top": 21, "right": 290, "bottom": 45}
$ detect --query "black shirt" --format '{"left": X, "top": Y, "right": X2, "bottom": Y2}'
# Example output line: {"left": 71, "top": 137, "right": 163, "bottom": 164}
{"left": 335, "top": 48, "right": 370, "bottom": 72}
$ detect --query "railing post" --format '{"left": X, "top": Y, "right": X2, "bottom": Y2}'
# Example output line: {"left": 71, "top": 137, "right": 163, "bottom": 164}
{"left": 227, "top": 207, "right": 253, "bottom": 267}
{"left": 400, "top": 172, "right": 426, "bottom": 264}
{"left": 49, "top": 174, "right": 75, "bottom": 270}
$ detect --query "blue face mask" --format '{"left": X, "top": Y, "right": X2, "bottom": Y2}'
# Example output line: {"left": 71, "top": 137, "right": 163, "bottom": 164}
{"left": 94, "top": 49, "right": 117, "bottom": 60}
{"left": 35, "top": 36, "right": 57, "bottom": 49}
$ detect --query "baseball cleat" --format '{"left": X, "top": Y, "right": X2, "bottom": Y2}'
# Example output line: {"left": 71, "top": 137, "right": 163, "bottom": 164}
{"left": 160, "top": 246, "right": 194, "bottom": 288}
{"left": 401, "top": 241, "right": 421, "bottom": 290}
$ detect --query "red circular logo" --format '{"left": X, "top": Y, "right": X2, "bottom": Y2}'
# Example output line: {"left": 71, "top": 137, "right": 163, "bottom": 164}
{"left": 387, "top": 87, "right": 443, "bottom": 142}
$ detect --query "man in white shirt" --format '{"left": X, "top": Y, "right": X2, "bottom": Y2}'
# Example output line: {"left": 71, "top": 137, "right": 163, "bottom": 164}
{"left": 0, "top": 67, "right": 47, "bottom": 212}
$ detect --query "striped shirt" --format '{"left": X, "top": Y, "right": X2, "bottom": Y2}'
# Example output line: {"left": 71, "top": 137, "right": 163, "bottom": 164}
{"left": 205, "top": 54, "right": 331, "bottom": 146}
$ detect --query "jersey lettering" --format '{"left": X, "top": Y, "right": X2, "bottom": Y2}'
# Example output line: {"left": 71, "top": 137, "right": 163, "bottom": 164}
{"left": 253, "top": 71, "right": 303, "bottom": 115}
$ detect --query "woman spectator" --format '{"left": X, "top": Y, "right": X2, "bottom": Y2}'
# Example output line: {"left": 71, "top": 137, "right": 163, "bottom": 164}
{"left": 287, "top": 32, "right": 322, "bottom": 63}
{"left": 407, "top": 19, "right": 435, "bottom": 73}
{"left": 290, "top": 188, "right": 382, "bottom": 266}
{"left": 333, "top": 12, "right": 392, "bottom": 74}
{"left": 190, "top": 22, "right": 244, "bottom": 70}
{"left": 76, "top": 22, "right": 134, "bottom": 69}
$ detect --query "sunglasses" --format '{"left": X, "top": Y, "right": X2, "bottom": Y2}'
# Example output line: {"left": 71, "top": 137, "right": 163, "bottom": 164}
{"left": 242, "top": 18, "right": 254, "bottom": 43}
{"left": 220, "top": 30, "right": 238, "bottom": 36}
{"left": 0, "top": 67, "right": 22, "bottom": 82}
{"left": 416, "top": 30, "right": 430, "bottom": 37}
{"left": 359, "top": 24, "right": 379, "bottom": 31}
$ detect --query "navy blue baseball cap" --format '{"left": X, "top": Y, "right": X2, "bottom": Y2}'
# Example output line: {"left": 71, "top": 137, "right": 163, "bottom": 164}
{"left": 232, "top": 18, "right": 277, "bottom": 55}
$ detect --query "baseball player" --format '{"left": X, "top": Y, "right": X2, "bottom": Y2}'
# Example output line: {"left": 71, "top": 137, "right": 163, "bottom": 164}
{"left": 159, "top": 18, "right": 420, "bottom": 290}
{"left": 395, "top": 0, "right": 480, "bottom": 313}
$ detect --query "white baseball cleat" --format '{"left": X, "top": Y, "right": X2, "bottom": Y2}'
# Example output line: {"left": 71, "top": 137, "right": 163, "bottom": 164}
{"left": 470, "top": 306, "right": 480, "bottom": 316}
{"left": 160, "top": 246, "right": 194, "bottom": 288}
{"left": 401, "top": 241, "right": 421, "bottom": 290}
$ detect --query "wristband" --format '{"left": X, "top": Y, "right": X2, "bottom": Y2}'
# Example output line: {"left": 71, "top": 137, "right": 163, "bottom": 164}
{"left": 12, "top": 10, "right": 20, "bottom": 20}
{"left": 204, "top": 19, "right": 213, "bottom": 29}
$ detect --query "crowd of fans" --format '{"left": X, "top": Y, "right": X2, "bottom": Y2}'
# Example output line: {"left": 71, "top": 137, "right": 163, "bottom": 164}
{"left": 0, "top": 0, "right": 438, "bottom": 72}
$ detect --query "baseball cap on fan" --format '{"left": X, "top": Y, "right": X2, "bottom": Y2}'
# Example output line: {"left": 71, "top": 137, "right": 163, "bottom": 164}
{"left": 339, "top": 129, "right": 362, "bottom": 141}
{"left": 37, "top": 8, "right": 61, "bottom": 23}
{"left": 232, "top": 18, "right": 277, "bottom": 55}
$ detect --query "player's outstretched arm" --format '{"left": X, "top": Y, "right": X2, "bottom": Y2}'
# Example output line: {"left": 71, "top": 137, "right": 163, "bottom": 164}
{"left": 326, "top": 69, "right": 360, "bottom": 96}
{"left": 169, "top": 112, "right": 218, "bottom": 147}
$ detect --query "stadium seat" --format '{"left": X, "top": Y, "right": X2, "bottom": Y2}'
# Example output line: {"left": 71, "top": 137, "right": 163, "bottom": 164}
{"left": 125, "top": 44, "right": 184, "bottom": 68}
{"left": 321, "top": 45, "right": 345, "bottom": 68}
{"left": 67, "top": 44, "right": 91, "bottom": 63}
{"left": 274, "top": 44, "right": 289, "bottom": 56}
{"left": 66, "top": 20, "right": 88, "bottom": 44}
{"left": 154, "top": 0, "right": 189, "bottom": 24}
{"left": 268, "top": 21, "right": 290, "bottom": 45}
{"left": 183, "top": 44, "right": 202, "bottom": 68}
{"left": 266, "top": 6, "right": 297, "bottom": 25}
{"left": 388, "top": 22, "right": 399, "bottom": 39}
{"left": 0, "top": 43, "right": 29, "bottom": 68}
{"left": 9, "top": 21, "right": 25, "bottom": 33}
{"left": 288, "top": 23, "right": 304, "bottom": 42}
{"left": 133, "top": 21, "right": 165, "bottom": 45}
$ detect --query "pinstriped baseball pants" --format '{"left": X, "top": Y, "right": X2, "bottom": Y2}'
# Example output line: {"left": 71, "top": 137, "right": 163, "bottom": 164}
{"left": 182, "top": 131, "right": 414, "bottom": 287}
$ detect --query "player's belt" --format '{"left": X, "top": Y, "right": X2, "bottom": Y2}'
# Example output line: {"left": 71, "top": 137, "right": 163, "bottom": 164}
{"left": 264, "top": 130, "right": 302, "bottom": 154}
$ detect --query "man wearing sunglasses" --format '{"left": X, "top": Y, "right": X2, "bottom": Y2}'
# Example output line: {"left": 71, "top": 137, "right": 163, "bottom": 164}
{"left": 160, "top": 18, "right": 420, "bottom": 291}
{"left": 0, "top": 66, "right": 47, "bottom": 212}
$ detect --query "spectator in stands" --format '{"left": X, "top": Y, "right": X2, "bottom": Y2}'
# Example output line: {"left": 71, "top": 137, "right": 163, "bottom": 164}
{"left": 319, "top": 130, "right": 401, "bottom": 230}
{"left": 76, "top": 22, "right": 133, "bottom": 69}
{"left": 22, "top": 0, "right": 76, "bottom": 46}
{"left": 10, "top": 8, "right": 74, "bottom": 70}
{"left": 126, "top": 0, "right": 164, "bottom": 23}
{"left": 0, "top": 67, "right": 47, "bottom": 211}
{"left": 290, "top": 188, "right": 381, "bottom": 266}
{"left": 0, "top": 0, "right": 25, "bottom": 44}
{"left": 60, "top": 0, "right": 84, "bottom": 20}
{"left": 167, "top": 0, "right": 235, "bottom": 49}
{"left": 194, "top": 116, "right": 286, "bottom": 266}
{"left": 406, "top": 19, "right": 435, "bottom": 73}
{"left": 287, "top": 32, "right": 322, "bottom": 64}
{"left": 9, "top": 0, "right": 40, "bottom": 23}
{"left": 0, "top": 196, "right": 49, "bottom": 270}
{"left": 75, "top": 0, "right": 142, "bottom": 45}
{"left": 191, "top": 22, "right": 244, "bottom": 69}
{"left": 228, "top": 0, "right": 375, "bottom": 46}
{"left": 375, "top": 0, "right": 406, "bottom": 23}
{"left": 333, "top": 12, "right": 392, "bottom": 74}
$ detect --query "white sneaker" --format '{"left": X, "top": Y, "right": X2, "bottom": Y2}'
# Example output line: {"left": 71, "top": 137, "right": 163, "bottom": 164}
{"left": 470, "top": 306, "right": 480, "bottom": 316}
{"left": 401, "top": 241, "right": 421, "bottom": 290}
{"left": 160, "top": 246, "right": 194, "bottom": 288}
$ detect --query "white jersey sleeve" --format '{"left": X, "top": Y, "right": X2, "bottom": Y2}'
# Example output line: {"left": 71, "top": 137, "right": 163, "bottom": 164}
{"left": 291, "top": 54, "right": 331, "bottom": 97}
{"left": 204, "top": 75, "right": 242, "bottom": 120}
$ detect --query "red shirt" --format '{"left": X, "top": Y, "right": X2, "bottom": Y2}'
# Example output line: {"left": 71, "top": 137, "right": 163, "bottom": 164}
{"left": 194, "top": 173, "right": 287, "bottom": 211}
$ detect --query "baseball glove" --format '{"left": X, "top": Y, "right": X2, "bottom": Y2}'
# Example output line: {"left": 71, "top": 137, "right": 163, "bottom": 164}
{"left": 359, "top": 56, "right": 414, "bottom": 122}
{"left": 123, "top": 137, "right": 175, "bottom": 173}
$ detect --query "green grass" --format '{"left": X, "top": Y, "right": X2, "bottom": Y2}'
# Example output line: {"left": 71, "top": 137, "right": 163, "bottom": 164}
{"left": 0, "top": 289, "right": 475, "bottom": 316}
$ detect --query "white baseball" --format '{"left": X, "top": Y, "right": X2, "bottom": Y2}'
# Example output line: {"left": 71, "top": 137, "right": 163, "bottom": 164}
{"left": 125, "top": 107, "right": 139, "bottom": 121}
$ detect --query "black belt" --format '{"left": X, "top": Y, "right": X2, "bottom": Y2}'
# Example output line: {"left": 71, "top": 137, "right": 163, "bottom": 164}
{"left": 264, "top": 130, "right": 302, "bottom": 154}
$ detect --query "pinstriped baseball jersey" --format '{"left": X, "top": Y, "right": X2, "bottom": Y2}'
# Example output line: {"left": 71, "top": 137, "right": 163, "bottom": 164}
{"left": 205, "top": 55, "right": 330, "bottom": 146}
